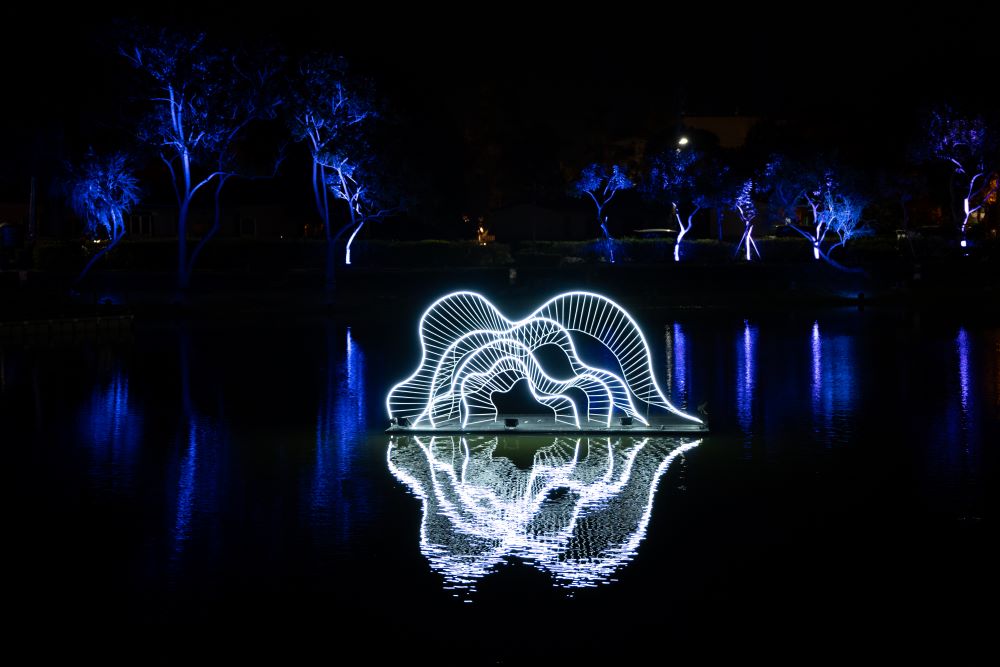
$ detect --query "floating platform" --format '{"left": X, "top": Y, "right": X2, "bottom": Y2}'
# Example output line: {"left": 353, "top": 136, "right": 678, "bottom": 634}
{"left": 385, "top": 413, "right": 708, "bottom": 435}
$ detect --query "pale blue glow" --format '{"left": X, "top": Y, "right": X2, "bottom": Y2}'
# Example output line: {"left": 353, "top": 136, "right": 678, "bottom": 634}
{"left": 960, "top": 239, "right": 968, "bottom": 248}
{"left": 386, "top": 292, "right": 703, "bottom": 429}
{"left": 387, "top": 435, "right": 701, "bottom": 591}
{"left": 736, "top": 320, "right": 756, "bottom": 435}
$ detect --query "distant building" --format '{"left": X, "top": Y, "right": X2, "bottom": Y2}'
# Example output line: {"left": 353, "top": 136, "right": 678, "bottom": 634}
{"left": 125, "top": 204, "right": 290, "bottom": 239}
{"left": 488, "top": 203, "right": 591, "bottom": 241}
{"left": 681, "top": 115, "right": 760, "bottom": 148}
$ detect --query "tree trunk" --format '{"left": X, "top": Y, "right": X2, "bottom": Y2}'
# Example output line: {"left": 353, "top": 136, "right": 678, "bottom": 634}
{"left": 187, "top": 178, "right": 226, "bottom": 283}
{"left": 177, "top": 200, "right": 190, "bottom": 290}
{"left": 76, "top": 232, "right": 124, "bottom": 285}
{"left": 28, "top": 176, "right": 37, "bottom": 245}
{"left": 178, "top": 154, "right": 193, "bottom": 291}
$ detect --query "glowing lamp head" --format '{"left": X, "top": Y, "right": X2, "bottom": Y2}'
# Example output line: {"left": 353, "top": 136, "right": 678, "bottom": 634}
{"left": 677, "top": 136, "right": 689, "bottom": 146}
{"left": 960, "top": 239, "right": 968, "bottom": 248}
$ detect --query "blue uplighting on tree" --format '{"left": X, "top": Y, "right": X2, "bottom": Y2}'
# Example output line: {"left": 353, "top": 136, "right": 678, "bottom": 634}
{"left": 795, "top": 172, "right": 868, "bottom": 270}
{"left": 289, "top": 55, "right": 378, "bottom": 287}
{"left": 729, "top": 178, "right": 760, "bottom": 261}
{"left": 571, "top": 163, "right": 633, "bottom": 264}
{"left": 124, "top": 30, "right": 226, "bottom": 289}
{"left": 923, "top": 105, "right": 998, "bottom": 244}
{"left": 125, "top": 30, "right": 283, "bottom": 289}
{"left": 769, "top": 158, "right": 869, "bottom": 272}
{"left": 321, "top": 153, "right": 399, "bottom": 266}
{"left": 186, "top": 50, "right": 284, "bottom": 281}
{"left": 66, "top": 151, "right": 140, "bottom": 283}
{"left": 651, "top": 149, "right": 715, "bottom": 262}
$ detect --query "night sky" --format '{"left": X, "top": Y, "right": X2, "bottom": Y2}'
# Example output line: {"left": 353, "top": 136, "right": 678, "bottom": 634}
{"left": 2, "top": 8, "right": 996, "bottom": 218}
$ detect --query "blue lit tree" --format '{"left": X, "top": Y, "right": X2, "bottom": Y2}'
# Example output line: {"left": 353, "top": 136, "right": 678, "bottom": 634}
{"left": 321, "top": 151, "right": 400, "bottom": 266}
{"left": 66, "top": 151, "right": 140, "bottom": 283}
{"left": 714, "top": 152, "right": 770, "bottom": 262}
{"left": 922, "top": 105, "right": 998, "bottom": 244}
{"left": 731, "top": 178, "right": 760, "bottom": 261}
{"left": 186, "top": 51, "right": 284, "bottom": 281}
{"left": 570, "top": 163, "right": 633, "bottom": 263}
{"left": 771, "top": 159, "right": 869, "bottom": 271}
{"left": 124, "top": 31, "right": 283, "bottom": 288}
{"left": 288, "top": 55, "right": 377, "bottom": 287}
{"left": 123, "top": 30, "right": 224, "bottom": 289}
{"left": 650, "top": 149, "right": 717, "bottom": 262}
{"left": 801, "top": 176, "right": 867, "bottom": 267}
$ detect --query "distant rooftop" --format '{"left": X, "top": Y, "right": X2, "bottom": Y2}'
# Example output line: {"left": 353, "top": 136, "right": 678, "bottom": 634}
{"left": 682, "top": 115, "right": 760, "bottom": 148}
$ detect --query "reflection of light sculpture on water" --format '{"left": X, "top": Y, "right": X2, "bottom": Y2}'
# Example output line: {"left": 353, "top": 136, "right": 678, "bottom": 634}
{"left": 387, "top": 435, "right": 701, "bottom": 591}
{"left": 386, "top": 291, "right": 703, "bottom": 429}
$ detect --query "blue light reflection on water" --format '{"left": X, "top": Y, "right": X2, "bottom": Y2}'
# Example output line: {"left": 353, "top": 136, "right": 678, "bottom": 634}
{"left": 735, "top": 320, "right": 756, "bottom": 441}
{"left": 668, "top": 322, "right": 688, "bottom": 410}
{"left": 808, "top": 320, "right": 856, "bottom": 447}
{"left": 16, "top": 313, "right": 993, "bottom": 612}
{"left": 78, "top": 365, "right": 142, "bottom": 492}
{"left": 957, "top": 328, "right": 970, "bottom": 417}
{"left": 310, "top": 324, "right": 368, "bottom": 542}
{"left": 171, "top": 331, "right": 223, "bottom": 565}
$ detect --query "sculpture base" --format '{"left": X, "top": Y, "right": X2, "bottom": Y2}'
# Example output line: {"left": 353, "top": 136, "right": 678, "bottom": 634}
{"left": 386, "top": 413, "right": 708, "bottom": 435}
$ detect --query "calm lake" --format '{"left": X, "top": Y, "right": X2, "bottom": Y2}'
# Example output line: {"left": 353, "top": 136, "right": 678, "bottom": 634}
{"left": 5, "top": 307, "right": 996, "bottom": 661}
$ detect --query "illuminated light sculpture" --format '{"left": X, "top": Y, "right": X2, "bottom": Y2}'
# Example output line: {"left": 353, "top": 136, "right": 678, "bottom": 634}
{"left": 387, "top": 435, "right": 701, "bottom": 591}
{"left": 386, "top": 291, "right": 704, "bottom": 430}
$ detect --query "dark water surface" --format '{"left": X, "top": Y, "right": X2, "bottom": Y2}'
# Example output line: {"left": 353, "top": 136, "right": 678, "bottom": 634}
{"left": 5, "top": 308, "right": 997, "bottom": 661}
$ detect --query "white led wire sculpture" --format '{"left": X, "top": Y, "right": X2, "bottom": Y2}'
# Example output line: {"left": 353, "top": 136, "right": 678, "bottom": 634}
{"left": 386, "top": 291, "right": 702, "bottom": 429}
